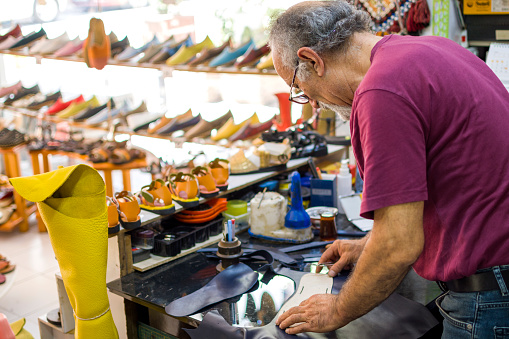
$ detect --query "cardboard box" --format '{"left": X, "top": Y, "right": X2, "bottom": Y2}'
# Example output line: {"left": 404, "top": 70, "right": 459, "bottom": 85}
{"left": 310, "top": 175, "right": 337, "bottom": 208}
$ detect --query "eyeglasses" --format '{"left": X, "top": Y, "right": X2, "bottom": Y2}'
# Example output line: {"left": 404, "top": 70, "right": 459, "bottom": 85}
{"left": 289, "top": 63, "right": 310, "bottom": 104}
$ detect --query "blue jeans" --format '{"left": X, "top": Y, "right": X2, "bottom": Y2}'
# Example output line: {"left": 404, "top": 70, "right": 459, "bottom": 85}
{"left": 436, "top": 266, "right": 509, "bottom": 339}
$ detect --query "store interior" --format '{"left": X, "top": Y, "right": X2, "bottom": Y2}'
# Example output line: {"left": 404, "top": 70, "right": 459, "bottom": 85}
{"left": 0, "top": 0, "right": 507, "bottom": 337}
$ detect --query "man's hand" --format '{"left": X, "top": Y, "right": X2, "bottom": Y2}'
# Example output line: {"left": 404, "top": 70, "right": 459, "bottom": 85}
{"left": 316, "top": 236, "right": 370, "bottom": 276}
{"left": 276, "top": 294, "right": 344, "bottom": 334}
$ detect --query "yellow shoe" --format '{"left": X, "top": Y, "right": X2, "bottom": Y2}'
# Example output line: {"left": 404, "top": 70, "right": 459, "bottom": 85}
{"left": 57, "top": 96, "right": 100, "bottom": 119}
{"left": 256, "top": 52, "right": 274, "bottom": 70}
{"left": 165, "top": 36, "right": 215, "bottom": 66}
{"left": 9, "top": 165, "right": 118, "bottom": 339}
{"left": 211, "top": 113, "right": 259, "bottom": 141}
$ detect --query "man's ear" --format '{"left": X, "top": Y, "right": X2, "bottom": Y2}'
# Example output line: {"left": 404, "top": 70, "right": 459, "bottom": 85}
{"left": 296, "top": 47, "right": 325, "bottom": 76}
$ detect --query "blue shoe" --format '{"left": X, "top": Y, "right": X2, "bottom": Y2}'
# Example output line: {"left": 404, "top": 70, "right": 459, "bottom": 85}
{"left": 116, "top": 35, "right": 159, "bottom": 61}
{"left": 208, "top": 39, "right": 255, "bottom": 68}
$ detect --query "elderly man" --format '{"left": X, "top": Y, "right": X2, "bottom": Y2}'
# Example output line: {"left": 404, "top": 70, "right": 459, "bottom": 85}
{"left": 271, "top": 1, "right": 509, "bottom": 338}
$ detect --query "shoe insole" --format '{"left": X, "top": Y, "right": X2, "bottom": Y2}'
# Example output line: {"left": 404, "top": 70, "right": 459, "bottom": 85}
{"left": 165, "top": 262, "right": 258, "bottom": 317}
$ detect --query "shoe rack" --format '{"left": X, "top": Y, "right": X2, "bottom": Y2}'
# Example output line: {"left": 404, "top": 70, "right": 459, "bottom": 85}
{"left": 0, "top": 144, "right": 39, "bottom": 232}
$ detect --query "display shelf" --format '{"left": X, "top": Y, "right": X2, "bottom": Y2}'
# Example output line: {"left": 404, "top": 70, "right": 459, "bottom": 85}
{"left": 132, "top": 233, "right": 223, "bottom": 272}
{"left": 0, "top": 50, "right": 277, "bottom": 76}
{"left": 0, "top": 204, "right": 37, "bottom": 232}
{"left": 110, "top": 145, "right": 344, "bottom": 236}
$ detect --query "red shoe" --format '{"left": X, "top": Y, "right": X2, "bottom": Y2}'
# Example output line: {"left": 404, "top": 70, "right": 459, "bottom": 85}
{"left": 0, "top": 24, "right": 21, "bottom": 44}
{"left": 46, "top": 95, "right": 84, "bottom": 116}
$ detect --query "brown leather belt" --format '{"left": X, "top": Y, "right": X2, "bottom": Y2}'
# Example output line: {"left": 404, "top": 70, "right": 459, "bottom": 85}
{"left": 444, "top": 269, "right": 509, "bottom": 293}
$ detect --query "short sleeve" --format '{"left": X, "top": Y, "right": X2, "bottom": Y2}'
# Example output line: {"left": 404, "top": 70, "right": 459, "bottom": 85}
{"left": 351, "top": 89, "right": 428, "bottom": 219}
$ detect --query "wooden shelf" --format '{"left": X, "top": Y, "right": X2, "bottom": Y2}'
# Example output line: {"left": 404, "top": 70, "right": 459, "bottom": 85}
{"left": 0, "top": 50, "right": 277, "bottom": 76}
{"left": 0, "top": 204, "right": 37, "bottom": 232}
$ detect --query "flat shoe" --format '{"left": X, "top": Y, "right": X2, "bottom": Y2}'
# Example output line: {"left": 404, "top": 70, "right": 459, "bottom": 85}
{"left": 234, "top": 43, "right": 270, "bottom": 69}
{"left": 187, "top": 37, "right": 232, "bottom": 67}
{"left": 208, "top": 39, "right": 255, "bottom": 68}
{"left": 228, "top": 117, "right": 274, "bottom": 141}
{"left": 184, "top": 110, "right": 232, "bottom": 139}
{"left": 165, "top": 36, "right": 214, "bottom": 66}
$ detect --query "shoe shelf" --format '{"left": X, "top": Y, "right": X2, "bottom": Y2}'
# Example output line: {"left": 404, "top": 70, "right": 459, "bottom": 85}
{"left": 0, "top": 50, "right": 278, "bottom": 76}
{"left": 112, "top": 144, "right": 345, "bottom": 237}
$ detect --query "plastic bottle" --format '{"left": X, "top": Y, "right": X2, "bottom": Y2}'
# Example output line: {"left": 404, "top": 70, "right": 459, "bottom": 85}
{"left": 285, "top": 171, "right": 311, "bottom": 229}
{"left": 337, "top": 160, "right": 353, "bottom": 213}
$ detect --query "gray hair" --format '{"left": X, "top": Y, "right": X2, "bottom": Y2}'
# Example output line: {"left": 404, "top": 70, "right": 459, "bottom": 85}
{"left": 269, "top": 1, "right": 372, "bottom": 72}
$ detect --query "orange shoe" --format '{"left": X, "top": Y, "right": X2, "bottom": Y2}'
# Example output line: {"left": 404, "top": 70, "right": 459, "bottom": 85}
{"left": 208, "top": 158, "right": 229, "bottom": 191}
{"left": 137, "top": 179, "right": 175, "bottom": 215}
{"left": 85, "top": 18, "right": 110, "bottom": 70}
{"left": 114, "top": 191, "right": 141, "bottom": 230}
{"left": 192, "top": 166, "right": 219, "bottom": 198}
{"left": 106, "top": 197, "right": 120, "bottom": 234}
{"left": 168, "top": 172, "right": 200, "bottom": 208}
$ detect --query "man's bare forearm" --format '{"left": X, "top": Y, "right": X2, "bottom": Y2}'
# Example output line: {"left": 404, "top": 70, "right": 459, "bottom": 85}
{"left": 333, "top": 202, "right": 424, "bottom": 326}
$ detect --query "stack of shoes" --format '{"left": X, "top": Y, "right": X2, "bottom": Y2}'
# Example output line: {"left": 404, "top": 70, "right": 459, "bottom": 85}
{"left": 9, "top": 28, "right": 46, "bottom": 50}
{"left": 229, "top": 140, "right": 292, "bottom": 175}
{"left": 187, "top": 37, "right": 232, "bottom": 67}
{"left": 45, "top": 95, "right": 85, "bottom": 116}
{"left": 184, "top": 110, "right": 232, "bottom": 140}
{"left": 209, "top": 39, "right": 255, "bottom": 68}
{"left": 73, "top": 98, "right": 115, "bottom": 121}
{"left": 262, "top": 129, "right": 328, "bottom": 159}
{"left": 211, "top": 113, "right": 259, "bottom": 141}
{"left": 0, "top": 128, "right": 26, "bottom": 148}
{"left": 0, "top": 174, "right": 16, "bottom": 229}
{"left": 3, "top": 85, "right": 40, "bottom": 106}
{"left": 174, "top": 198, "right": 227, "bottom": 224}
{"left": 0, "top": 254, "right": 16, "bottom": 285}
{"left": 87, "top": 141, "right": 146, "bottom": 165}
{"left": 56, "top": 95, "right": 100, "bottom": 119}
{"left": 83, "top": 18, "right": 110, "bottom": 70}
{"left": 234, "top": 43, "right": 270, "bottom": 69}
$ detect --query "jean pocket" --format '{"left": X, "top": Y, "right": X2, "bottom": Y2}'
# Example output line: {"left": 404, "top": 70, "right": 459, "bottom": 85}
{"left": 436, "top": 292, "right": 474, "bottom": 332}
{"left": 494, "top": 327, "right": 509, "bottom": 339}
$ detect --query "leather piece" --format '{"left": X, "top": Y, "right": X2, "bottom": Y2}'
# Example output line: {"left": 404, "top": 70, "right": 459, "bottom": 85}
{"left": 9, "top": 165, "right": 118, "bottom": 339}
{"left": 185, "top": 268, "right": 438, "bottom": 339}
{"left": 165, "top": 263, "right": 258, "bottom": 317}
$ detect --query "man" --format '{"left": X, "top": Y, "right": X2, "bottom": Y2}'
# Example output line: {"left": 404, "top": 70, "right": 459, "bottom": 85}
{"left": 270, "top": 1, "right": 509, "bottom": 337}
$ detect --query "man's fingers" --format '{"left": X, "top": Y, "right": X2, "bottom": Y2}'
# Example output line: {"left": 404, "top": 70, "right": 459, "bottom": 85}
{"left": 328, "top": 256, "right": 350, "bottom": 277}
{"left": 284, "top": 322, "right": 312, "bottom": 335}
{"left": 277, "top": 308, "right": 307, "bottom": 329}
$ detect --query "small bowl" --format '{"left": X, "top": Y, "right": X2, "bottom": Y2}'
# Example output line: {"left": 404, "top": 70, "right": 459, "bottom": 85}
{"left": 306, "top": 206, "right": 338, "bottom": 228}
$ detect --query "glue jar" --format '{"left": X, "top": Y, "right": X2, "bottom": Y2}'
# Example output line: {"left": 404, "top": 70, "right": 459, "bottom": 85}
{"left": 319, "top": 212, "right": 337, "bottom": 241}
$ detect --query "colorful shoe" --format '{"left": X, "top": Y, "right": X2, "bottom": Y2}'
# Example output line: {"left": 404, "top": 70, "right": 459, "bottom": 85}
{"left": 158, "top": 113, "right": 201, "bottom": 135}
{"left": 27, "top": 90, "right": 61, "bottom": 110}
{"left": 211, "top": 113, "right": 259, "bottom": 141}
{"left": 151, "top": 109, "right": 192, "bottom": 134}
{"left": 0, "top": 36, "right": 21, "bottom": 50}
{"left": 56, "top": 95, "right": 100, "bottom": 119}
{"left": 107, "top": 197, "right": 120, "bottom": 234}
{"left": 53, "top": 37, "right": 84, "bottom": 57}
{"left": 184, "top": 110, "right": 232, "bottom": 139}
{"left": 45, "top": 95, "right": 85, "bottom": 116}
{"left": 84, "top": 18, "right": 110, "bottom": 70}
{"left": 168, "top": 172, "right": 200, "bottom": 208}
{"left": 0, "top": 24, "right": 21, "bottom": 44}
{"left": 115, "top": 36, "right": 158, "bottom": 61}
{"left": 73, "top": 98, "right": 115, "bottom": 121}
{"left": 3, "top": 85, "right": 39, "bottom": 105}
{"left": 0, "top": 81, "right": 22, "bottom": 98}
{"left": 234, "top": 43, "right": 270, "bottom": 69}
{"left": 149, "top": 35, "right": 192, "bottom": 64}
{"left": 9, "top": 28, "right": 46, "bottom": 50}
{"left": 165, "top": 36, "right": 214, "bottom": 66}
{"left": 110, "top": 36, "right": 129, "bottom": 57}
{"left": 256, "top": 52, "right": 274, "bottom": 70}
{"left": 208, "top": 158, "right": 229, "bottom": 191}
{"left": 208, "top": 39, "right": 255, "bottom": 68}
{"left": 187, "top": 37, "right": 232, "bottom": 67}
{"left": 114, "top": 191, "right": 141, "bottom": 230}
{"left": 137, "top": 179, "right": 175, "bottom": 215}
{"left": 191, "top": 166, "right": 219, "bottom": 198}
{"left": 137, "top": 36, "right": 175, "bottom": 63}
{"left": 228, "top": 117, "right": 274, "bottom": 141}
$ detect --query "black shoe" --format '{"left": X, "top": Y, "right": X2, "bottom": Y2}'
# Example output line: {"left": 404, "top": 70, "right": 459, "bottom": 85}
{"left": 111, "top": 36, "right": 130, "bottom": 57}
{"left": 73, "top": 98, "right": 115, "bottom": 121}
{"left": 27, "top": 90, "right": 61, "bottom": 110}
{"left": 3, "top": 85, "right": 40, "bottom": 105}
{"left": 9, "top": 28, "right": 46, "bottom": 50}
{"left": 0, "top": 129, "right": 26, "bottom": 148}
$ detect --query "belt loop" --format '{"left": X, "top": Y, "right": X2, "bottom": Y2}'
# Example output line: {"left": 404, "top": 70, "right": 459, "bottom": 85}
{"left": 492, "top": 266, "right": 509, "bottom": 296}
